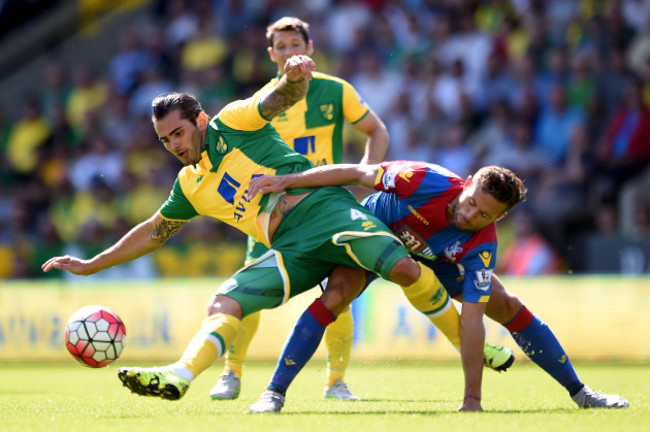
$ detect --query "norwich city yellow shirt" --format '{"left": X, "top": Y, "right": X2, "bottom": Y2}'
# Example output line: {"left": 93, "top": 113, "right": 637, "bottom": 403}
{"left": 256, "top": 71, "right": 369, "bottom": 167}
{"left": 157, "top": 91, "right": 312, "bottom": 247}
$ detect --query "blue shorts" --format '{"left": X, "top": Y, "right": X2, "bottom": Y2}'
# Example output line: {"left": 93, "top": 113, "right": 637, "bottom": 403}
{"left": 420, "top": 259, "right": 465, "bottom": 298}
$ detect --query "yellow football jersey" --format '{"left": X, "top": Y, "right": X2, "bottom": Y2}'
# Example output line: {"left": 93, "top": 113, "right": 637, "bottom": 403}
{"left": 158, "top": 91, "right": 312, "bottom": 246}
{"left": 256, "top": 71, "right": 369, "bottom": 167}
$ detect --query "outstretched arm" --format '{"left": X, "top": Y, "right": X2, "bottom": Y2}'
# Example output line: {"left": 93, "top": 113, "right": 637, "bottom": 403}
{"left": 458, "top": 301, "right": 486, "bottom": 412}
{"left": 248, "top": 164, "right": 380, "bottom": 198}
{"left": 259, "top": 55, "right": 316, "bottom": 120}
{"left": 41, "top": 213, "right": 186, "bottom": 276}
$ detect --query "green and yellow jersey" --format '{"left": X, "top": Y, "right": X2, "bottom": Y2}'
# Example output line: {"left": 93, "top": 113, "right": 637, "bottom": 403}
{"left": 256, "top": 71, "right": 369, "bottom": 167}
{"left": 158, "top": 91, "right": 312, "bottom": 247}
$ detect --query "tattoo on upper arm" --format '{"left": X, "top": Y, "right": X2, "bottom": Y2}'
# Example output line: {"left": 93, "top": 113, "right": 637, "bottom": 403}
{"left": 260, "top": 78, "right": 307, "bottom": 120}
{"left": 151, "top": 219, "right": 186, "bottom": 243}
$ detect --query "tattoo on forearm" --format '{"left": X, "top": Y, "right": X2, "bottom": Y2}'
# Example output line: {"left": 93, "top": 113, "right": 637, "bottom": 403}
{"left": 260, "top": 78, "right": 307, "bottom": 119}
{"left": 151, "top": 220, "right": 185, "bottom": 243}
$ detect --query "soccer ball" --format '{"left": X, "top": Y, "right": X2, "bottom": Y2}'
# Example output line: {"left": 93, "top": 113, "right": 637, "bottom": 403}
{"left": 65, "top": 305, "right": 126, "bottom": 368}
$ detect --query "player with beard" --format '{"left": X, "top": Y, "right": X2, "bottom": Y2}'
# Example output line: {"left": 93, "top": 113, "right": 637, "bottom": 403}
{"left": 246, "top": 161, "right": 629, "bottom": 412}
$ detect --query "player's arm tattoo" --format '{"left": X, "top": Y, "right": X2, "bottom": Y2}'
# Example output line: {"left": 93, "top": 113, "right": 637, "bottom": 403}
{"left": 151, "top": 219, "right": 186, "bottom": 243}
{"left": 259, "top": 77, "right": 308, "bottom": 120}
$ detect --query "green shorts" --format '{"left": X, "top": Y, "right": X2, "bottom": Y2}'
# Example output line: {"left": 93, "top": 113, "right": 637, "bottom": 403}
{"left": 245, "top": 235, "right": 270, "bottom": 263}
{"left": 216, "top": 187, "right": 409, "bottom": 317}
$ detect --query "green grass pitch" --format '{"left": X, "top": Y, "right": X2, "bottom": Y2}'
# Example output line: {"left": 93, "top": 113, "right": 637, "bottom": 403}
{"left": 1, "top": 361, "right": 648, "bottom": 432}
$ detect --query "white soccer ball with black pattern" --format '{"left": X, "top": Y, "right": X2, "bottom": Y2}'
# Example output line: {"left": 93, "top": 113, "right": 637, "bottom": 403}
{"left": 65, "top": 305, "right": 126, "bottom": 368}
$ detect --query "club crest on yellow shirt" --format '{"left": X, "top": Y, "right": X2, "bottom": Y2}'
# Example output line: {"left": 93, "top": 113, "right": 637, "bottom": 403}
{"left": 216, "top": 134, "right": 228, "bottom": 155}
{"left": 320, "top": 103, "right": 334, "bottom": 121}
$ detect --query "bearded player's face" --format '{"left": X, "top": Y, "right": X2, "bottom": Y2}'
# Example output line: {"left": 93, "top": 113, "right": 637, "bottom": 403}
{"left": 448, "top": 177, "right": 508, "bottom": 231}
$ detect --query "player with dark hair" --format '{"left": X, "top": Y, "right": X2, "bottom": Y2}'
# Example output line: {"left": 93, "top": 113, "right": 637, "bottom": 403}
{"left": 245, "top": 162, "right": 629, "bottom": 413}
{"left": 41, "top": 56, "right": 461, "bottom": 402}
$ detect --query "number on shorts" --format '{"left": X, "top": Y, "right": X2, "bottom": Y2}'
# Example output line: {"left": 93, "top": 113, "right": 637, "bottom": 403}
{"left": 350, "top": 209, "right": 368, "bottom": 221}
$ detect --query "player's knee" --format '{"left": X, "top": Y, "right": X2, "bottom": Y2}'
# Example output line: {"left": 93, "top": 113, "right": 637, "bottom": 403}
{"left": 207, "top": 294, "right": 243, "bottom": 319}
{"left": 486, "top": 289, "right": 522, "bottom": 324}
{"left": 387, "top": 257, "right": 420, "bottom": 286}
{"left": 321, "top": 266, "right": 367, "bottom": 315}
{"left": 502, "top": 293, "right": 523, "bottom": 321}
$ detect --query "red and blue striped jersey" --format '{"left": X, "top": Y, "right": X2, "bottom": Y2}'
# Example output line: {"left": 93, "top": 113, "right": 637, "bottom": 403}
{"left": 363, "top": 161, "right": 497, "bottom": 303}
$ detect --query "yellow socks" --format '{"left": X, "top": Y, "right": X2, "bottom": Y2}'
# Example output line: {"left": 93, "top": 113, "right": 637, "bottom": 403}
{"left": 325, "top": 306, "right": 354, "bottom": 386}
{"left": 176, "top": 313, "right": 240, "bottom": 379}
{"left": 223, "top": 311, "right": 261, "bottom": 378}
{"left": 400, "top": 262, "right": 461, "bottom": 348}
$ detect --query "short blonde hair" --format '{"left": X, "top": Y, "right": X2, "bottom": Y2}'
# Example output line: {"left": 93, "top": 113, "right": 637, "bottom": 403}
{"left": 266, "top": 16, "right": 310, "bottom": 48}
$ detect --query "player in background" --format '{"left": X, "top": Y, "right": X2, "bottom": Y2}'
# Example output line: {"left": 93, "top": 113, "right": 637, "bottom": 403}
{"left": 245, "top": 162, "right": 630, "bottom": 413}
{"left": 210, "top": 16, "right": 388, "bottom": 402}
{"left": 41, "top": 57, "right": 462, "bottom": 403}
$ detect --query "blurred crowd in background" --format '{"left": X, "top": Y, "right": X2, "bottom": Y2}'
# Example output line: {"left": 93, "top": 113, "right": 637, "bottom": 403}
{"left": 1, "top": 0, "right": 650, "bottom": 279}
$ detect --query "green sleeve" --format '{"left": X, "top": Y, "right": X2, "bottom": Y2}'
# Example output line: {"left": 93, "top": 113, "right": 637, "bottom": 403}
{"left": 159, "top": 178, "right": 199, "bottom": 220}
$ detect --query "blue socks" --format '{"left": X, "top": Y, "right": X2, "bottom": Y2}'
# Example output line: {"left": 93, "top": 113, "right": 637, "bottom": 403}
{"left": 506, "top": 305, "right": 583, "bottom": 395}
{"left": 267, "top": 301, "right": 586, "bottom": 397}
{"left": 268, "top": 299, "right": 335, "bottom": 395}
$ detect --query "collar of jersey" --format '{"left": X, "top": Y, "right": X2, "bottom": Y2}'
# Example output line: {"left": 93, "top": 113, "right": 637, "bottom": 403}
{"left": 198, "top": 123, "right": 221, "bottom": 173}
{"left": 190, "top": 150, "right": 212, "bottom": 175}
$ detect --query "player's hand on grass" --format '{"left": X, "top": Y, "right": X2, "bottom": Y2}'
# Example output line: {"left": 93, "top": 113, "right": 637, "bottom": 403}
{"left": 284, "top": 55, "right": 316, "bottom": 83}
{"left": 248, "top": 174, "right": 291, "bottom": 198}
{"left": 42, "top": 255, "right": 97, "bottom": 275}
{"left": 458, "top": 396, "right": 483, "bottom": 412}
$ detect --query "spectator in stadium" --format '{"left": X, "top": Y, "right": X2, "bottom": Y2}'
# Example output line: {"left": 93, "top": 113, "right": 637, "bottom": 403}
{"left": 351, "top": 49, "right": 403, "bottom": 119}
{"left": 180, "top": 17, "right": 227, "bottom": 74}
{"left": 68, "top": 134, "right": 124, "bottom": 192}
{"left": 210, "top": 16, "right": 390, "bottom": 403}
{"left": 534, "top": 83, "right": 585, "bottom": 166}
{"left": 41, "top": 58, "right": 462, "bottom": 409}
{"left": 498, "top": 210, "right": 561, "bottom": 275}
{"left": 65, "top": 64, "right": 107, "bottom": 134}
{"left": 128, "top": 66, "right": 174, "bottom": 117}
{"left": 162, "top": 0, "right": 199, "bottom": 48}
{"left": 532, "top": 123, "right": 595, "bottom": 249}
{"left": 108, "top": 29, "right": 152, "bottom": 97}
{"left": 435, "top": 121, "right": 475, "bottom": 178}
{"left": 436, "top": 10, "right": 491, "bottom": 98}
{"left": 326, "top": 0, "right": 372, "bottom": 54}
{"left": 5, "top": 96, "right": 51, "bottom": 176}
{"left": 478, "top": 52, "right": 516, "bottom": 112}
{"left": 245, "top": 161, "right": 629, "bottom": 413}
{"left": 597, "top": 79, "right": 650, "bottom": 193}
{"left": 619, "top": 167, "right": 650, "bottom": 239}
{"left": 597, "top": 47, "right": 631, "bottom": 122}
{"left": 566, "top": 51, "right": 597, "bottom": 110}
{"left": 431, "top": 58, "right": 479, "bottom": 120}
{"left": 40, "top": 60, "right": 71, "bottom": 120}
{"left": 536, "top": 46, "right": 570, "bottom": 110}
